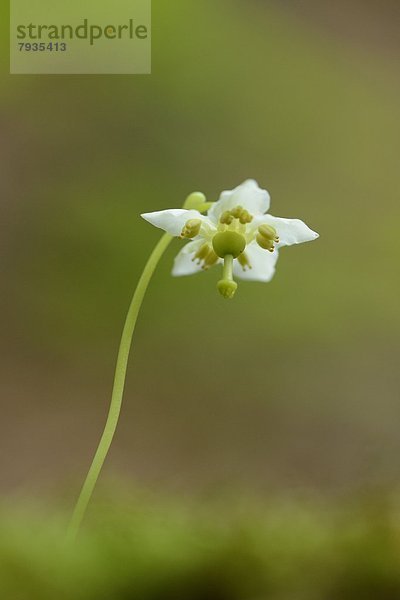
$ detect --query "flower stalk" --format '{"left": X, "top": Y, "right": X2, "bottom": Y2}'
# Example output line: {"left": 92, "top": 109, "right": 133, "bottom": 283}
{"left": 67, "top": 194, "right": 212, "bottom": 542}
{"left": 66, "top": 232, "right": 173, "bottom": 543}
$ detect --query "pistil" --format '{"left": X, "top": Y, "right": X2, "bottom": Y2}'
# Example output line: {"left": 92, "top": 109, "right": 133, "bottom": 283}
{"left": 217, "top": 254, "right": 237, "bottom": 299}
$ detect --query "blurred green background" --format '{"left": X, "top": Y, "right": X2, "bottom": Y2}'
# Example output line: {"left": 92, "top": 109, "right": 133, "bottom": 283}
{"left": 1, "top": 0, "right": 400, "bottom": 596}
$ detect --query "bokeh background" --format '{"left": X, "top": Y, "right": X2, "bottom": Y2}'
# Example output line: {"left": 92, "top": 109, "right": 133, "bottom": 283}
{"left": 1, "top": 0, "right": 400, "bottom": 596}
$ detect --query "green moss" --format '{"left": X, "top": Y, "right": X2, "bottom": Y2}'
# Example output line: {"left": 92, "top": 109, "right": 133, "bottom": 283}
{"left": 1, "top": 494, "right": 400, "bottom": 599}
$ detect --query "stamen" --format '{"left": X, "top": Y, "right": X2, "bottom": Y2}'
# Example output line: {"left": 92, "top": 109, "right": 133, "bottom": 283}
{"left": 258, "top": 224, "right": 279, "bottom": 242}
{"left": 220, "top": 211, "right": 234, "bottom": 225}
{"left": 256, "top": 224, "right": 279, "bottom": 252}
{"left": 230, "top": 206, "right": 243, "bottom": 219}
{"left": 237, "top": 252, "right": 251, "bottom": 271}
{"left": 203, "top": 249, "right": 218, "bottom": 269}
{"left": 239, "top": 210, "right": 252, "bottom": 224}
{"left": 180, "top": 219, "right": 202, "bottom": 239}
{"left": 219, "top": 206, "right": 253, "bottom": 226}
{"left": 192, "top": 243, "right": 219, "bottom": 270}
{"left": 192, "top": 243, "right": 210, "bottom": 264}
{"left": 256, "top": 234, "right": 275, "bottom": 252}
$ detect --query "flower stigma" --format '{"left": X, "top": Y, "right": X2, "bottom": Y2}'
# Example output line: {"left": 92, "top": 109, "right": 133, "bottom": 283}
{"left": 217, "top": 254, "right": 237, "bottom": 299}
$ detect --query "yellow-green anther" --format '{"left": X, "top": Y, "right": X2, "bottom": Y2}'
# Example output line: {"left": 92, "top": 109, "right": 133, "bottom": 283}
{"left": 256, "top": 233, "right": 275, "bottom": 252}
{"left": 212, "top": 231, "right": 246, "bottom": 258}
{"left": 220, "top": 211, "right": 234, "bottom": 225}
{"left": 220, "top": 206, "right": 253, "bottom": 226}
{"left": 203, "top": 249, "right": 219, "bottom": 269}
{"left": 224, "top": 206, "right": 253, "bottom": 224}
{"left": 237, "top": 252, "right": 251, "bottom": 271}
{"left": 256, "top": 224, "right": 279, "bottom": 252}
{"left": 239, "top": 210, "right": 252, "bottom": 224}
{"left": 193, "top": 243, "right": 211, "bottom": 263}
{"left": 258, "top": 224, "right": 279, "bottom": 242}
{"left": 180, "top": 218, "right": 202, "bottom": 239}
{"left": 230, "top": 206, "right": 243, "bottom": 219}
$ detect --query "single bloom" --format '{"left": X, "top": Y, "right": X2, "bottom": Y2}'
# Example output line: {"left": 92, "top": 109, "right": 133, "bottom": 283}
{"left": 141, "top": 180, "right": 319, "bottom": 299}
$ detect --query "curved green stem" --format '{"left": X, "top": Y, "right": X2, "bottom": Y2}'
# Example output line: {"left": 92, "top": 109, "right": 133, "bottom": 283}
{"left": 66, "top": 233, "right": 173, "bottom": 542}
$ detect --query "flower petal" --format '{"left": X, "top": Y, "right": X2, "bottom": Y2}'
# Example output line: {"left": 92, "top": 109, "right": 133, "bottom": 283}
{"left": 172, "top": 240, "right": 208, "bottom": 277}
{"left": 141, "top": 209, "right": 209, "bottom": 237}
{"left": 260, "top": 215, "right": 319, "bottom": 246}
{"left": 208, "top": 180, "right": 270, "bottom": 223}
{"left": 233, "top": 243, "right": 279, "bottom": 282}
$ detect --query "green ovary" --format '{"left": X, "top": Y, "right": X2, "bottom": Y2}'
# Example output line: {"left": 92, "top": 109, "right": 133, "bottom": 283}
{"left": 212, "top": 231, "right": 246, "bottom": 258}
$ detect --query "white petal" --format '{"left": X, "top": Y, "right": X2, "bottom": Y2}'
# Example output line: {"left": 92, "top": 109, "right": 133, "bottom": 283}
{"left": 141, "top": 209, "right": 209, "bottom": 237}
{"left": 172, "top": 240, "right": 206, "bottom": 277}
{"left": 208, "top": 180, "right": 270, "bottom": 223}
{"left": 233, "top": 243, "right": 279, "bottom": 282}
{"left": 261, "top": 215, "right": 319, "bottom": 247}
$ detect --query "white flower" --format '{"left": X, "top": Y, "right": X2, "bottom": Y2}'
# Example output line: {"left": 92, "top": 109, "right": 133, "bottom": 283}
{"left": 141, "top": 180, "right": 319, "bottom": 298}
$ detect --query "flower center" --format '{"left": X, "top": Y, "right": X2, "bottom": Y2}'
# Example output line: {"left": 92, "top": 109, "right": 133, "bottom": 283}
{"left": 212, "top": 205, "right": 253, "bottom": 258}
{"left": 212, "top": 206, "right": 255, "bottom": 298}
{"left": 212, "top": 231, "right": 246, "bottom": 259}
